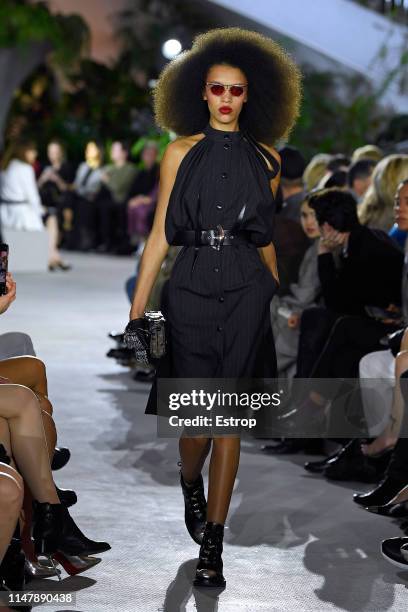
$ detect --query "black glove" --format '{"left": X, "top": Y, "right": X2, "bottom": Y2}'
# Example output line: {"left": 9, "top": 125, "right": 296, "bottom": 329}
{"left": 124, "top": 318, "right": 150, "bottom": 366}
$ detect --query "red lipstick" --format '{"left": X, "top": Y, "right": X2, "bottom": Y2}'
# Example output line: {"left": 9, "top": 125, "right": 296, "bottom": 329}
{"left": 219, "top": 106, "right": 232, "bottom": 114}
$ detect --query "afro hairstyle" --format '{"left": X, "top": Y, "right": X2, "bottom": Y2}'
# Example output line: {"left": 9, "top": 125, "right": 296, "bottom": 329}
{"left": 308, "top": 188, "right": 360, "bottom": 232}
{"left": 153, "top": 27, "right": 302, "bottom": 145}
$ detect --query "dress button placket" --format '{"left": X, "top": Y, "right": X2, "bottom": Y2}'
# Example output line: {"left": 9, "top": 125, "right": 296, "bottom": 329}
{"left": 215, "top": 137, "right": 231, "bottom": 343}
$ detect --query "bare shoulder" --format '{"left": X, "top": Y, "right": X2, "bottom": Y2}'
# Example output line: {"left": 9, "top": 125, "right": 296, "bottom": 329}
{"left": 161, "top": 135, "right": 203, "bottom": 174}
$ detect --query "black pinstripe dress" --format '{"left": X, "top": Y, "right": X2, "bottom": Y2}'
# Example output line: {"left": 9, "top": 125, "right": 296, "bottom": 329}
{"left": 145, "top": 122, "right": 279, "bottom": 415}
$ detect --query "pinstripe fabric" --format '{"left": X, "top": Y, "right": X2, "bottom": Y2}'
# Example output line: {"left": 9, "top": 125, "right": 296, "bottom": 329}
{"left": 145, "top": 123, "right": 279, "bottom": 415}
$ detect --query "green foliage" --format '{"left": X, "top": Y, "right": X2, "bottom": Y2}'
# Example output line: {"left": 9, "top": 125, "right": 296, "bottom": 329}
{"left": 0, "top": 0, "right": 89, "bottom": 67}
{"left": 131, "top": 132, "right": 172, "bottom": 167}
{"left": 289, "top": 63, "right": 402, "bottom": 157}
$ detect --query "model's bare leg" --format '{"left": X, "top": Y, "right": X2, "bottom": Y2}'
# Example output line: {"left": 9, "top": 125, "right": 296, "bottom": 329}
{"left": 179, "top": 436, "right": 211, "bottom": 483}
{"left": 0, "top": 385, "right": 59, "bottom": 504}
{"left": 0, "top": 464, "right": 24, "bottom": 564}
{"left": 0, "top": 357, "right": 48, "bottom": 396}
{"left": 0, "top": 357, "right": 57, "bottom": 456}
{"left": 45, "top": 214, "right": 63, "bottom": 266}
{"left": 0, "top": 416, "right": 24, "bottom": 564}
{"left": 207, "top": 436, "right": 240, "bottom": 524}
{"left": 362, "top": 350, "right": 408, "bottom": 457}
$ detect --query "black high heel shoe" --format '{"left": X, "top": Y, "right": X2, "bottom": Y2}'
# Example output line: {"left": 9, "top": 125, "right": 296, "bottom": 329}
{"left": 193, "top": 522, "right": 226, "bottom": 588}
{"left": 365, "top": 500, "right": 408, "bottom": 518}
{"left": 353, "top": 477, "right": 408, "bottom": 507}
{"left": 59, "top": 509, "right": 111, "bottom": 556}
{"left": 180, "top": 470, "right": 207, "bottom": 545}
{"left": 32, "top": 502, "right": 110, "bottom": 576}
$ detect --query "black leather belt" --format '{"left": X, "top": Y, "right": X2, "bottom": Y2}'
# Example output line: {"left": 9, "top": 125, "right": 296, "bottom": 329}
{"left": 172, "top": 225, "right": 251, "bottom": 250}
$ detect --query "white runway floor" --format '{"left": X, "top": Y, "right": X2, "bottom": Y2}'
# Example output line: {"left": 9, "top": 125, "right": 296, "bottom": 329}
{"left": 5, "top": 252, "right": 408, "bottom": 611}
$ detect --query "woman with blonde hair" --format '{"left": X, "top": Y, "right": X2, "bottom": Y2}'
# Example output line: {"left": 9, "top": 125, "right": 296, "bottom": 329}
{"left": 303, "top": 153, "right": 332, "bottom": 191}
{"left": 358, "top": 154, "right": 408, "bottom": 231}
{"left": 352, "top": 144, "right": 383, "bottom": 163}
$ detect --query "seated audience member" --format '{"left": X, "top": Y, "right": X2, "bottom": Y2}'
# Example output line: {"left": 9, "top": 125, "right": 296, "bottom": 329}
{"left": 273, "top": 146, "right": 310, "bottom": 295}
{"left": 95, "top": 140, "right": 138, "bottom": 253}
{"left": 284, "top": 188, "right": 403, "bottom": 473}
{"left": 278, "top": 146, "right": 306, "bottom": 221}
{"left": 72, "top": 140, "right": 104, "bottom": 250}
{"left": 296, "top": 188, "right": 403, "bottom": 381}
{"left": 127, "top": 141, "right": 160, "bottom": 246}
{"left": 351, "top": 144, "right": 383, "bottom": 164}
{"left": 0, "top": 273, "right": 110, "bottom": 599}
{"left": 24, "top": 141, "right": 41, "bottom": 179}
{"left": 380, "top": 369, "right": 408, "bottom": 569}
{"left": 358, "top": 180, "right": 408, "bottom": 458}
{"left": 358, "top": 208, "right": 408, "bottom": 561}
{"left": 389, "top": 223, "right": 407, "bottom": 249}
{"left": 347, "top": 159, "right": 376, "bottom": 202}
{"left": 271, "top": 198, "right": 321, "bottom": 378}
{"left": 38, "top": 139, "right": 76, "bottom": 249}
{"left": 359, "top": 154, "right": 408, "bottom": 232}
{"left": 353, "top": 366, "right": 408, "bottom": 510}
{"left": 303, "top": 153, "right": 332, "bottom": 192}
{"left": 0, "top": 140, "right": 44, "bottom": 231}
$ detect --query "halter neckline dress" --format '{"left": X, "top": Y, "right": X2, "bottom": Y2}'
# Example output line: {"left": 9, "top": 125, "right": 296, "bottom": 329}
{"left": 145, "top": 122, "right": 280, "bottom": 415}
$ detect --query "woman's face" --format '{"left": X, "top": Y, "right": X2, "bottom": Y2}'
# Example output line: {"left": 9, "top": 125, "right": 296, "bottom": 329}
{"left": 47, "top": 142, "right": 63, "bottom": 165}
{"left": 25, "top": 147, "right": 38, "bottom": 165}
{"left": 300, "top": 202, "right": 320, "bottom": 239}
{"left": 394, "top": 182, "right": 408, "bottom": 232}
{"left": 85, "top": 141, "right": 101, "bottom": 163}
{"left": 203, "top": 64, "right": 248, "bottom": 127}
{"left": 142, "top": 145, "right": 158, "bottom": 168}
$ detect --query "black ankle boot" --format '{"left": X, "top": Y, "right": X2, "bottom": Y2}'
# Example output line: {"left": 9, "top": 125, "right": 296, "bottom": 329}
{"left": 193, "top": 522, "right": 226, "bottom": 588}
{"left": 32, "top": 502, "right": 111, "bottom": 573}
{"left": 32, "top": 502, "right": 65, "bottom": 556}
{"left": 180, "top": 471, "right": 207, "bottom": 545}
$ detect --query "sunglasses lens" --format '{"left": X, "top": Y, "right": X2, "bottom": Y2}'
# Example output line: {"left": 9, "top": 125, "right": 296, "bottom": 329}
{"left": 230, "top": 86, "right": 244, "bottom": 97}
{"left": 210, "top": 84, "right": 225, "bottom": 96}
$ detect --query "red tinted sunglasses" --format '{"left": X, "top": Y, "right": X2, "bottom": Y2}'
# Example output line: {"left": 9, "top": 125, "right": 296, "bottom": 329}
{"left": 205, "top": 82, "right": 247, "bottom": 97}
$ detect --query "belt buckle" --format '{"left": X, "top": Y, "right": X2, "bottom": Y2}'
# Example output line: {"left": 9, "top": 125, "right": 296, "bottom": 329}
{"left": 210, "top": 224, "right": 225, "bottom": 251}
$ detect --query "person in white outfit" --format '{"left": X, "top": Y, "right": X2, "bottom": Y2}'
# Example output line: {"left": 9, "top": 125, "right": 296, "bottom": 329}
{"left": 0, "top": 151, "right": 43, "bottom": 231}
{"left": 0, "top": 141, "right": 70, "bottom": 270}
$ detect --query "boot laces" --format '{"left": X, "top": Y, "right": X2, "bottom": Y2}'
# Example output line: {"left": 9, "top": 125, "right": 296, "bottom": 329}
{"left": 188, "top": 485, "right": 207, "bottom": 517}
{"left": 200, "top": 531, "right": 223, "bottom": 565}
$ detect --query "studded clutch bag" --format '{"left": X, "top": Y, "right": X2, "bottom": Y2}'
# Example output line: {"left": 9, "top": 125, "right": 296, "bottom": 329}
{"left": 124, "top": 311, "right": 167, "bottom": 366}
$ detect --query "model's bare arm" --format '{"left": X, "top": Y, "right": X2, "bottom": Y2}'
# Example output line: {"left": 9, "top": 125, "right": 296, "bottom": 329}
{"left": 129, "top": 141, "right": 188, "bottom": 320}
{"left": 258, "top": 146, "right": 281, "bottom": 283}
